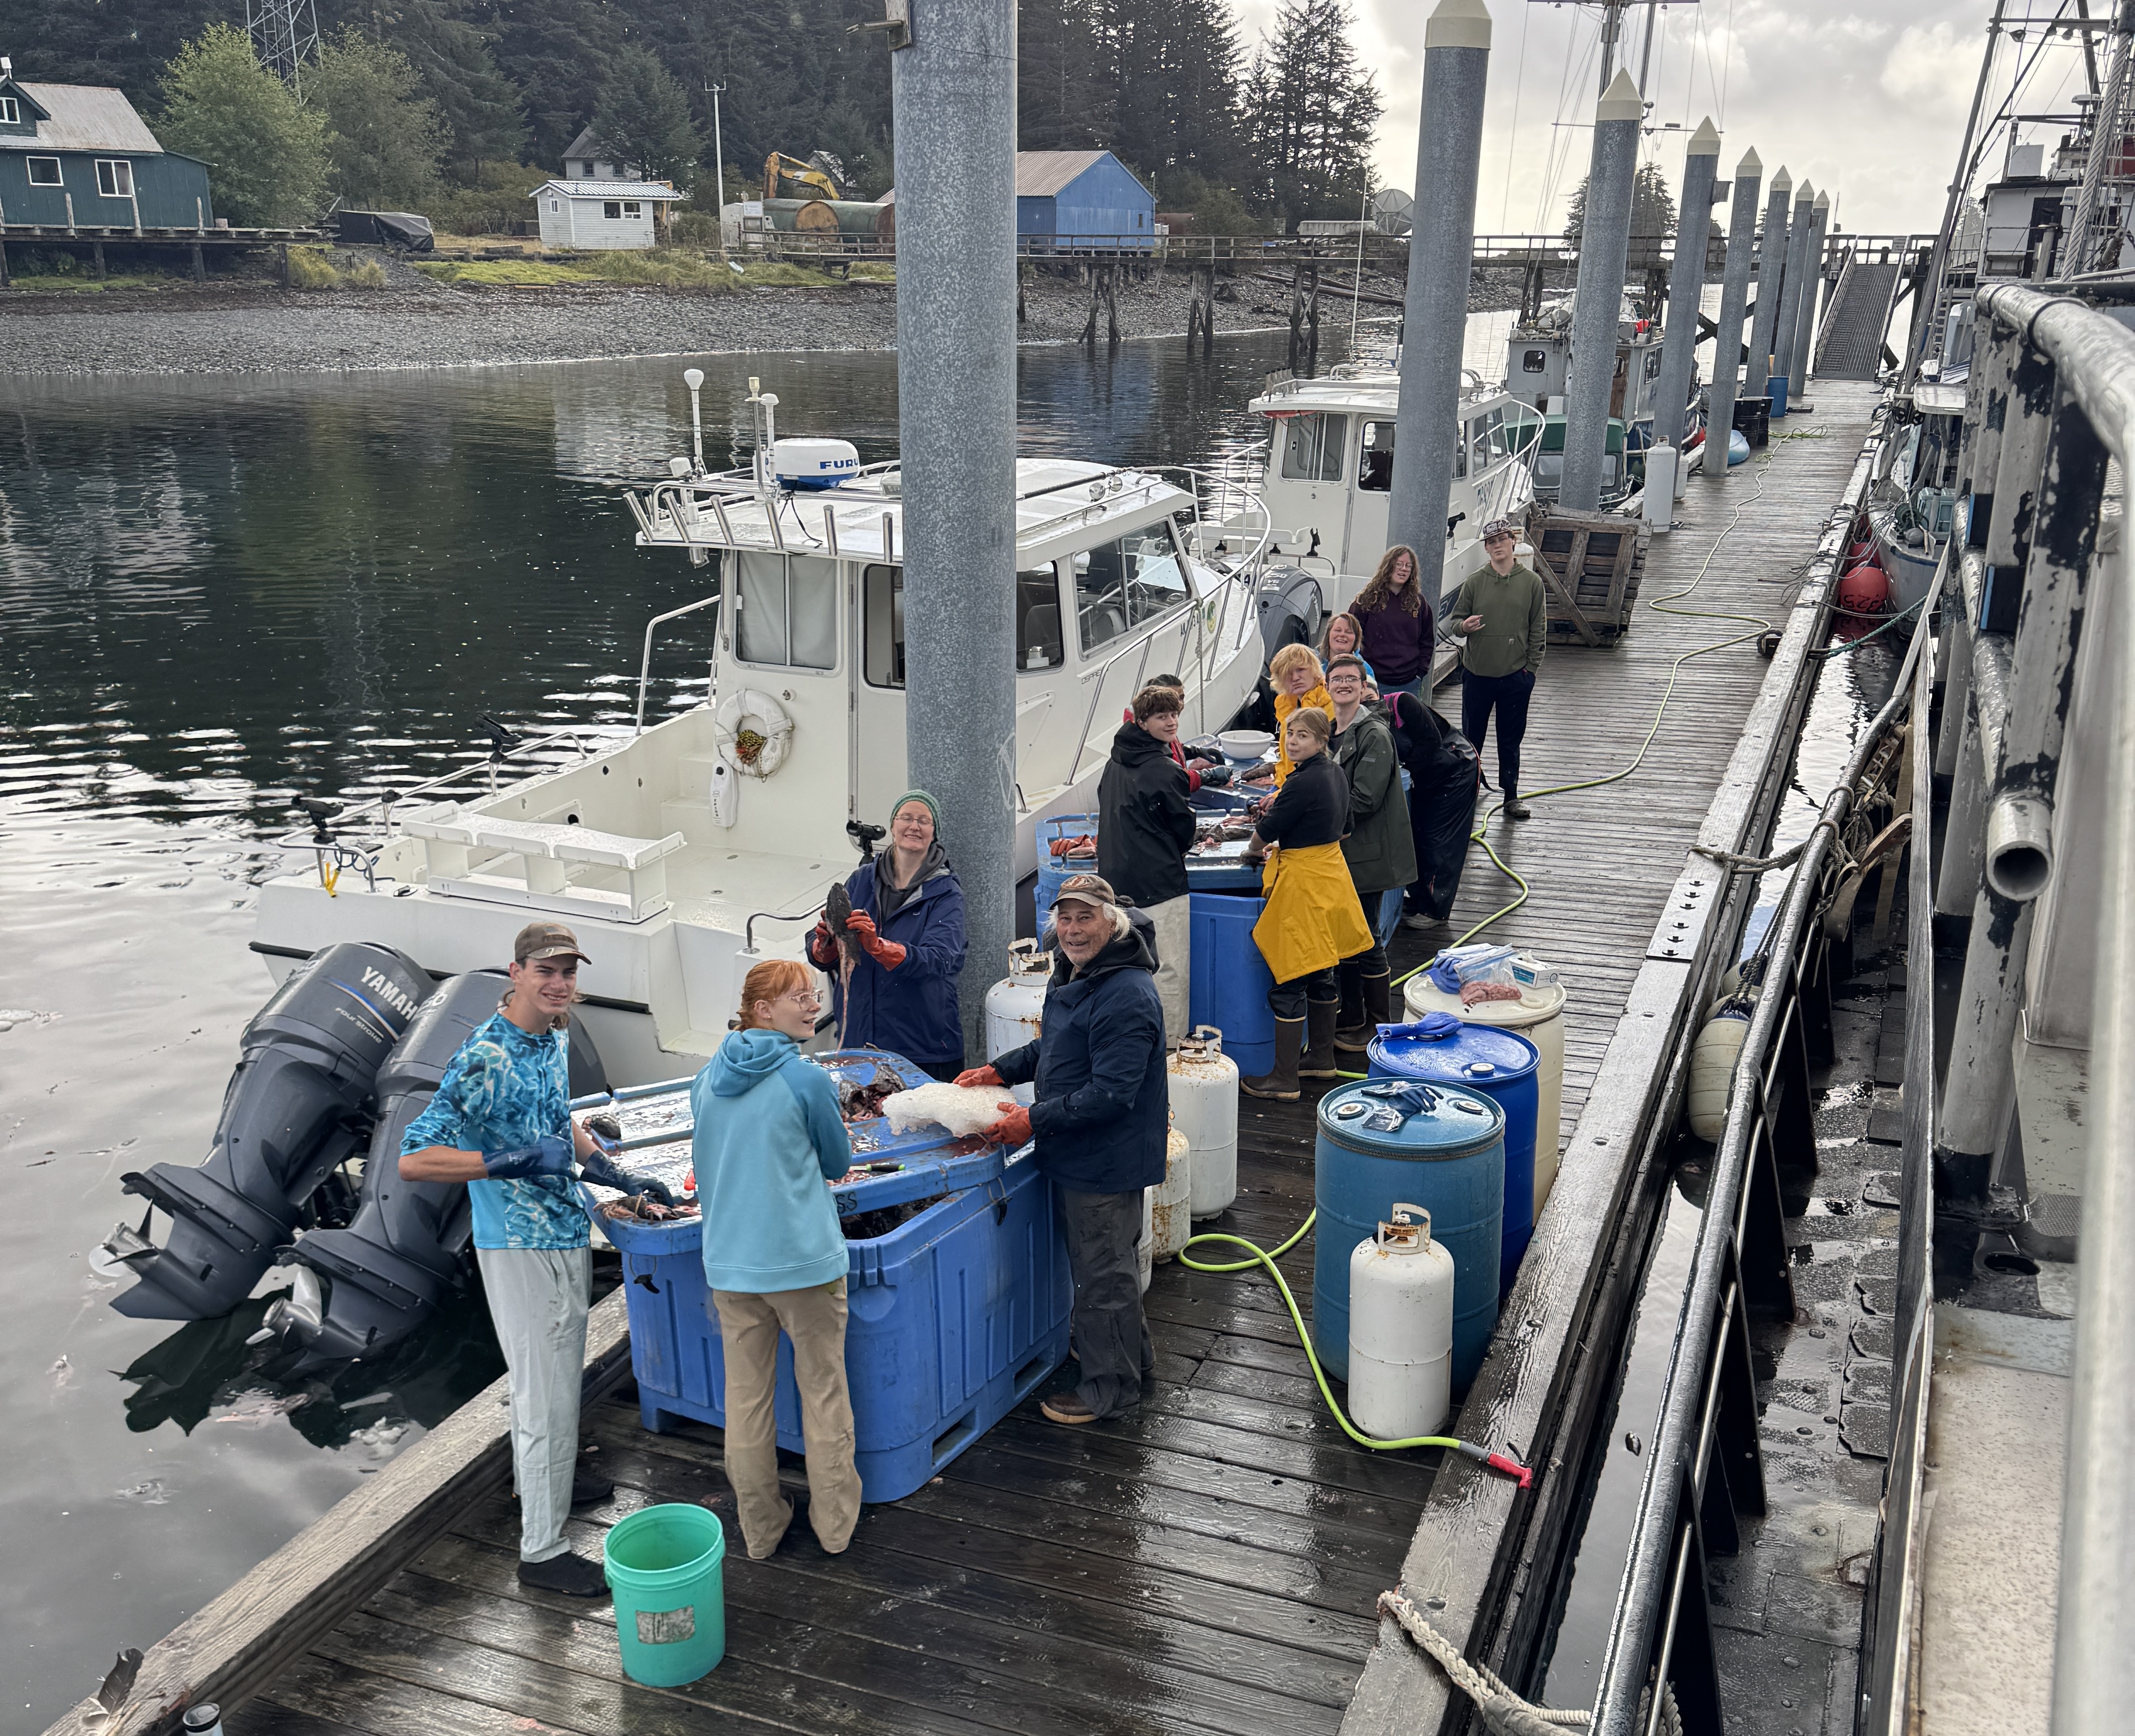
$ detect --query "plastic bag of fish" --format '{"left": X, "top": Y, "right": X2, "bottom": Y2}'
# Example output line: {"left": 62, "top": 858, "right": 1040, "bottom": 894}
{"left": 879, "top": 1081, "right": 1020, "bottom": 1139}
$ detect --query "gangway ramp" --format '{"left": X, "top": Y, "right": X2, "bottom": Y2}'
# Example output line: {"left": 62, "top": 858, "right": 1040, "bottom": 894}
{"left": 1817, "top": 254, "right": 1903, "bottom": 381}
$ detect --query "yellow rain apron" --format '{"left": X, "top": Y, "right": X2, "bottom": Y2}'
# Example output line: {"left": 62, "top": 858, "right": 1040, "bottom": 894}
{"left": 1253, "top": 841, "right": 1373, "bottom": 984}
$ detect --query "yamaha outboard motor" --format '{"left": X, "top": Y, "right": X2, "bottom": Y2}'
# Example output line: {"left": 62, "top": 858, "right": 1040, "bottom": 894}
{"left": 260, "top": 971, "right": 610, "bottom": 1369}
{"left": 107, "top": 942, "right": 429, "bottom": 1321}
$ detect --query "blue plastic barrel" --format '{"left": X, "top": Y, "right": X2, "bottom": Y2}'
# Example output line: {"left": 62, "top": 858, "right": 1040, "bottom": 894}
{"left": 1767, "top": 374, "right": 1789, "bottom": 417}
{"left": 1188, "top": 891, "right": 1274, "bottom": 1074}
{"left": 1368, "top": 1024, "right": 1541, "bottom": 1292}
{"left": 1315, "top": 1081, "right": 1504, "bottom": 1389}
{"left": 1035, "top": 813, "right": 1099, "bottom": 929}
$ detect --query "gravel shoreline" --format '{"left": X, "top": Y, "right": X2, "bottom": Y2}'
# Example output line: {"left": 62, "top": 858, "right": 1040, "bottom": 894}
{"left": 0, "top": 260, "right": 1531, "bottom": 377}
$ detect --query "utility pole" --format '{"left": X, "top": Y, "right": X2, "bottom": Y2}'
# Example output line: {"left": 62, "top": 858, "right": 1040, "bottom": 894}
{"left": 705, "top": 79, "right": 729, "bottom": 261}
{"left": 1654, "top": 117, "right": 1719, "bottom": 454}
{"left": 1704, "top": 147, "right": 1762, "bottom": 480}
{"left": 1561, "top": 69, "right": 1643, "bottom": 512}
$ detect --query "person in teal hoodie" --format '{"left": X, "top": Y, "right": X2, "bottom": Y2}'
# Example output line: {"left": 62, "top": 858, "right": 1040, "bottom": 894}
{"left": 691, "top": 957, "right": 861, "bottom": 1560}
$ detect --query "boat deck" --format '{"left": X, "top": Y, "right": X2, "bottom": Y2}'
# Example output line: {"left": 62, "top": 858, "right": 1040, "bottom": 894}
{"left": 161, "top": 387, "right": 1883, "bottom": 1736}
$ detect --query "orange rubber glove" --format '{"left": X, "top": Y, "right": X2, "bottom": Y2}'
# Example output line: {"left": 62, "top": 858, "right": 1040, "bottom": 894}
{"left": 846, "top": 910, "right": 906, "bottom": 970}
{"left": 983, "top": 1101, "right": 1034, "bottom": 1149}
{"left": 954, "top": 1064, "right": 1004, "bottom": 1089}
{"left": 806, "top": 919, "right": 840, "bottom": 969}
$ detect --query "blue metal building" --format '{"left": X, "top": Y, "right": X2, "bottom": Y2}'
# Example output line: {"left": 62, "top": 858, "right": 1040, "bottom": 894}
{"left": 1016, "top": 150, "right": 1155, "bottom": 250}
{"left": 0, "top": 75, "right": 215, "bottom": 230}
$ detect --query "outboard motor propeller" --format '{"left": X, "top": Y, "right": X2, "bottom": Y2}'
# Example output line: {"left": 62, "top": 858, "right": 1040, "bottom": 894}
{"left": 106, "top": 941, "right": 429, "bottom": 1321}
{"left": 260, "top": 971, "right": 610, "bottom": 1370}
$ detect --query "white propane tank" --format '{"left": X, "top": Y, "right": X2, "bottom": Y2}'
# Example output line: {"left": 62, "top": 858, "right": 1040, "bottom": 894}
{"left": 1406, "top": 954, "right": 1568, "bottom": 1216}
{"left": 1150, "top": 1123, "right": 1192, "bottom": 1262}
{"left": 771, "top": 437, "right": 860, "bottom": 491}
{"left": 1644, "top": 446, "right": 1678, "bottom": 531}
{"left": 1168, "top": 1025, "right": 1239, "bottom": 1219}
{"left": 1686, "top": 1006, "right": 1751, "bottom": 1141}
{"left": 1138, "top": 1186, "right": 1153, "bottom": 1294}
{"left": 1348, "top": 1204, "right": 1454, "bottom": 1441}
{"left": 984, "top": 940, "right": 1050, "bottom": 1106}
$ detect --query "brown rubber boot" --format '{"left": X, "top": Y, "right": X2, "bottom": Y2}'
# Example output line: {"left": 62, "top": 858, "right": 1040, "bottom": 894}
{"left": 1299, "top": 1000, "right": 1343, "bottom": 1079}
{"left": 1240, "top": 1016, "right": 1304, "bottom": 1101}
{"left": 1337, "top": 971, "right": 1393, "bottom": 1052}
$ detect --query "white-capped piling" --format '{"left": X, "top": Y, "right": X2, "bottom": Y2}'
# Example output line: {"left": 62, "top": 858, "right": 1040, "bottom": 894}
{"left": 1746, "top": 166, "right": 1792, "bottom": 398}
{"left": 1388, "top": 0, "right": 1493, "bottom": 574}
{"left": 1770, "top": 180, "right": 1817, "bottom": 400}
{"left": 890, "top": 0, "right": 1019, "bottom": 1047}
{"left": 1654, "top": 117, "right": 1720, "bottom": 455}
{"left": 1560, "top": 69, "right": 1643, "bottom": 512}
{"left": 1788, "top": 189, "right": 1831, "bottom": 403}
{"left": 1703, "top": 148, "right": 1762, "bottom": 478}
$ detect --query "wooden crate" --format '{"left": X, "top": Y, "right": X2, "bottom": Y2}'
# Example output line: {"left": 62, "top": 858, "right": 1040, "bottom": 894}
{"left": 1523, "top": 502, "right": 1649, "bottom": 643}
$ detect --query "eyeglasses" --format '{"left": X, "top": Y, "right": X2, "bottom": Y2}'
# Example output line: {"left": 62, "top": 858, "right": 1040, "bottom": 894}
{"left": 779, "top": 990, "right": 822, "bottom": 1008}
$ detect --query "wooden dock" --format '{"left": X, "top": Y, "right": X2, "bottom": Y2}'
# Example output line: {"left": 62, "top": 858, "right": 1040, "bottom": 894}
{"left": 59, "top": 384, "right": 1883, "bottom": 1736}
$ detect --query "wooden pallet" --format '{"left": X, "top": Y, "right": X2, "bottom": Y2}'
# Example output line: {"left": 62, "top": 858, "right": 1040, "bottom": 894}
{"left": 1524, "top": 502, "right": 1649, "bottom": 644}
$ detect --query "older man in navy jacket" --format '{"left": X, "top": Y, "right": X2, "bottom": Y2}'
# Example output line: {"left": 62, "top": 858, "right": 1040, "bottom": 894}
{"left": 959, "top": 874, "right": 1168, "bottom": 1426}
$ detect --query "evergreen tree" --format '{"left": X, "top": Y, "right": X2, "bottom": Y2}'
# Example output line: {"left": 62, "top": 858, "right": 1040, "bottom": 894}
{"left": 1240, "top": 0, "right": 1381, "bottom": 228}
{"left": 591, "top": 43, "right": 699, "bottom": 182}
{"left": 471, "top": 0, "right": 618, "bottom": 168}
{"left": 1105, "top": 0, "right": 1243, "bottom": 188}
{"left": 373, "top": 0, "right": 528, "bottom": 179}
{"left": 158, "top": 22, "right": 332, "bottom": 225}
{"left": 1020, "top": 0, "right": 1112, "bottom": 153}
{"left": 308, "top": 29, "right": 451, "bottom": 208}
{"left": 1562, "top": 162, "right": 1677, "bottom": 247}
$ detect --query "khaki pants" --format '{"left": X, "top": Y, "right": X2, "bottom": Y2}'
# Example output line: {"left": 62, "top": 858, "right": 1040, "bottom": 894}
{"left": 476, "top": 1244, "right": 591, "bottom": 1563}
{"left": 1144, "top": 892, "right": 1191, "bottom": 1045}
{"left": 711, "top": 1277, "right": 863, "bottom": 1559}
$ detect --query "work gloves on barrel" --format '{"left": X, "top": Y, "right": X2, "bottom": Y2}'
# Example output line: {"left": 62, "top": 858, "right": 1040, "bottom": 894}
{"left": 953, "top": 1065, "right": 1032, "bottom": 1150}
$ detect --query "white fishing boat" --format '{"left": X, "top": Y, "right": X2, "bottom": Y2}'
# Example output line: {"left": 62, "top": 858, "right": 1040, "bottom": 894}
{"left": 251, "top": 377, "right": 1270, "bottom": 1085}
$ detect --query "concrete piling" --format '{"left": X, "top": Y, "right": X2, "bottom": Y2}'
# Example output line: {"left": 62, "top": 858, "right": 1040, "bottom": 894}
{"left": 1560, "top": 68, "right": 1643, "bottom": 512}
{"left": 1788, "top": 189, "right": 1831, "bottom": 404}
{"left": 1387, "top": 0, "right": 1493, "bottom": 574}
{"left": 1746, "top": 166, "right": 1792, "bottom": 402}
{"left": 1703, "top": 148, "right": 1763, "bottom": 479}
{"left": 1770, "top": 180, "right": 1817, "bottom": 405}
{"left": 1654, "top": 117, "right": 1720, "bottom": 456}
{"left": 890, "top": 0, "right": 1020, "bottom": 1049}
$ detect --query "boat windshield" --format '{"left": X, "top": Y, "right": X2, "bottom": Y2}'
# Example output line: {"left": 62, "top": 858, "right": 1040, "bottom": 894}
{"left": 863, "top": 564, "right": 1068, "bottom": 687}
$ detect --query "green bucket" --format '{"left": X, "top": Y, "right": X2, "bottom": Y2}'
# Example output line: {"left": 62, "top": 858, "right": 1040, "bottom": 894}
{"left": 603, "top": 1502, "right": 727, "bottom": 1686}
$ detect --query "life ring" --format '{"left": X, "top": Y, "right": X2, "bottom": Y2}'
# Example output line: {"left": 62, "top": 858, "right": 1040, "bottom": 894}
{"left": 714, "top": 687, "right": 794, "bottom": 778}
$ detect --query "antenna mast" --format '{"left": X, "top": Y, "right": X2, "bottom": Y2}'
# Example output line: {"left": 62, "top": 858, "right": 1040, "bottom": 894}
{"left": 246, "top": 0, "right": 321, "bottom": 94}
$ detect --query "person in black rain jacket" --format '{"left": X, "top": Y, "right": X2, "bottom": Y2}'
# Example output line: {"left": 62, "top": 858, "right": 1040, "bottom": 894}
{"left": 1097, "top": 684, "right": 1198, "bottom": 1043}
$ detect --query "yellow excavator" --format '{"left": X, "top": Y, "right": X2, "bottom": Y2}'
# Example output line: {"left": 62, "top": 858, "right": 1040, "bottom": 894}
{"left": 763, "top": 151, "right": 846, "bottom": 202}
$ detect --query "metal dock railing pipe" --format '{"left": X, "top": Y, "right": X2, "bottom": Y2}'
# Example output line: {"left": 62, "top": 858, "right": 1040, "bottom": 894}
{"left": 1960, "top": 281, "right": 2135, "bottom": 1736}
{"left": 1702, "top": 150, "right": 1763, "bottom": 481}
{"left": 1591, "top": 606, "right": 1937, "bottom": 1736}
{"left": 1386, "top": 0, "right": 1491, "bottom": 579}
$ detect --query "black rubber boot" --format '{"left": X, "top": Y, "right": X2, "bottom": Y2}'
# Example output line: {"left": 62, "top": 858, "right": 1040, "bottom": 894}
{"left": 1338, "top": 971, "right": 1393, "bottom": 1052}
{"left": 1299, "top": 1000, "right": 1343, "bottom": 1079}
{"left": 517, "top": 1551, "right": 610, "bottom": 1597}
{"left": 1240, "top": 1016, "right": 1305, "bottom": 1101}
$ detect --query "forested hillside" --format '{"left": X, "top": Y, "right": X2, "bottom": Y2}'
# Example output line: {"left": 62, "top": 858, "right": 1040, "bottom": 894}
{"left": 1, "top": 0, "right": 1383, "bottom": 232}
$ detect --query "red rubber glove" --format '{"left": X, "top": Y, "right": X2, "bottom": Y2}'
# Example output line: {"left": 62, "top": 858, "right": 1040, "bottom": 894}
{"left": 806, "top": 919, "right": 840, "bottom": 969}
{"left": 846, "top": 911, "right": 907, "bottom": 970}
{"left": 983, "top": 1101, "right": 1033, "bottom": 1148}
{"left": 954, "top": 1064, "right": 1004, "bottom": 1089}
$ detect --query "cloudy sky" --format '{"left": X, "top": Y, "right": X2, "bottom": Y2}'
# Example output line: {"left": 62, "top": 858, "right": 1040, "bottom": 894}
{"left": 1230, "top": 0, "right": 2085, "bottom": 237}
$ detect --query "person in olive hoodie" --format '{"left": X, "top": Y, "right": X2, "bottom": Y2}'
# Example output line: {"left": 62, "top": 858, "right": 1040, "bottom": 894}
{"left": 1325, "top": 655, "right": 1418, "bottom": 1051}
{"left": 691, "top": 959, "right": 861, "bottom": 1560}
{"left": 1449, "top": 518, "right": 1548, "bottom": 819}
{"left": 1097, "top": 683, "right": 1197, "bottom": 1043}
{"left": 958, "top": 875, "right": 1167, "bottom": 1427}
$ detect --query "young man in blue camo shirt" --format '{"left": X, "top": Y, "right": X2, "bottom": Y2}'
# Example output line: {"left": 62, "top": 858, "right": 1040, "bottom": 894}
{"left": 399, "top": 920, "right": 667, "bottom": 1597}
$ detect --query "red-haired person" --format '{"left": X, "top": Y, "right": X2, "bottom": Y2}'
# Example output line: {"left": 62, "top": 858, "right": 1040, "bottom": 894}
{"left": 690, "top": 959, "right": 863, "bottom": 1560}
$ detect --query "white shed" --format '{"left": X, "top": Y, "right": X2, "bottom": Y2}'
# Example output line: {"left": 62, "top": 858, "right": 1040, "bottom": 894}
{"left": 530, "top": 179, "right": 682, "bottom": 251}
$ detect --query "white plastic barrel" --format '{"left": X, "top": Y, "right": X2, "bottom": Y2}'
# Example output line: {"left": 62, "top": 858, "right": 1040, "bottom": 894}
{"left": 984, "top": 940, "right": 1050, "bottom": 1107}
{"left": 1168, "top": 1025, "right": 1239, "bottom": 1219}
{"left": 1405, "top": 956, "right": 1568, "bottom": 1216}
{"left": 1644, "top": 446, "right": 1678, "bottom": 531}
{"left": 1150, "top": 1123, "right": 1192, "bottom": 1263}
{"left": 1347, "top": 1205, "right": 1454, "bottom": 1441}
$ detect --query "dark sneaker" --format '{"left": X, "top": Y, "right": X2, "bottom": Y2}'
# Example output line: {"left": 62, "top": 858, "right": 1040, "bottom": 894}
{"left": 1041, "top": 1390, "right": 1099, "bottom": 1425}
{"left": 571, "top": 1469, "right": 614, "bottom": 1508}
{"left": 517, "top": 1551, "right": 609, "bottom": 1597}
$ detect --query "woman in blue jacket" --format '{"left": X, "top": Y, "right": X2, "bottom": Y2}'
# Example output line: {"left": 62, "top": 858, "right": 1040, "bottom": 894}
{"left": 691, "top": 958, "right": 861, "bottom": 1560}
{"left": 809, "top": 790, "right": 968, "bottom": 1077}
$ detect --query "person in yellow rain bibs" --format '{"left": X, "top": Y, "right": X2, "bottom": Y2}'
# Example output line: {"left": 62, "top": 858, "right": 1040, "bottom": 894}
{"left": 1238, "top": 705, "right": 1373, "bottom": 1101}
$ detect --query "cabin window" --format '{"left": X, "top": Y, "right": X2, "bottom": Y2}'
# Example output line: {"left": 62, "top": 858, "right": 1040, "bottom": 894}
{"left": 1521, "top": 349, "right": 1547, "bottom": 374}
{"left": 27, "top": 156, "right": 61, "bottom": 186}
{"left": 1279, "top": 413, "right": 1347, "bottom": 482}
{"left": 866, "top": 565, "right": 1064, "bottom": 685}
{"left": 1451, "top": 425, "right": 1468, "bottom": 479}
{"left": 735, "top": 552, "right": 836, "bottom": 670}
{"left": 604, "top": 201, "right": 623, "bottom": 219}
{"left": 1069, "top": 540, "right": 1133, "bottom": 653}
{"left": 95, "top": 159, "right": 133, "bottom": 199}
{"left": 0, "top": 98, "right": 19, "bottom": 125}
{"left": 1019, "top": 567, "right": 1065, "bottom": 671}
{"left": 1358, "top": 421, "right": 1394, "bottom": 491}
{"left": 1122, "top": 526, "right": 1188, "bottom": 625}
{"left": 623, "top": 200, "right": 642, "bottom": 218}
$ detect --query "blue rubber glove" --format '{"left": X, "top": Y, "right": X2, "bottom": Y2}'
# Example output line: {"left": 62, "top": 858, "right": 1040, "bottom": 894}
{"left": 482, "top": 1135, "right": 573, "bottom": 1181}
{"left": 1197, "top": 762, "right": 1235, "bottom": 788}
{"left": 579, "top": 1143, "right": 676, "bottom": 1207}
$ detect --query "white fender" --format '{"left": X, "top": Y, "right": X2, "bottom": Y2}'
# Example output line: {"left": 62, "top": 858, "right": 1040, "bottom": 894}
{"left": 714, "top": 687, "right": 794, "bottom": 779}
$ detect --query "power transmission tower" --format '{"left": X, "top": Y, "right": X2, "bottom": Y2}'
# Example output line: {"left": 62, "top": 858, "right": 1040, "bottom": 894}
{"left": 247, "top": 0, "right": 321, "bottom": 94}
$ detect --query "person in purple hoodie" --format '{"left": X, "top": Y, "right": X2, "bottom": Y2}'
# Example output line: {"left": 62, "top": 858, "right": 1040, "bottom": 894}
{"left": 1348, "top": 545, "right": 1436, "bottom": 699}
